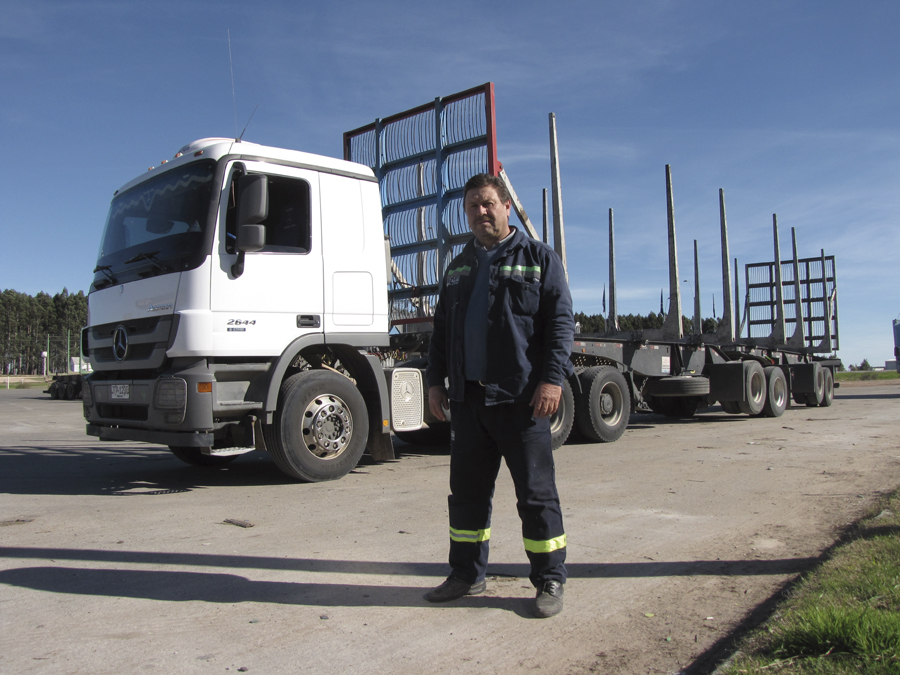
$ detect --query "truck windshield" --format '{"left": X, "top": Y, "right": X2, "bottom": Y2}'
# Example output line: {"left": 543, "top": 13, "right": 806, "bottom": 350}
{"left": 93, "top": 160, "right": 217, "bottom": 289}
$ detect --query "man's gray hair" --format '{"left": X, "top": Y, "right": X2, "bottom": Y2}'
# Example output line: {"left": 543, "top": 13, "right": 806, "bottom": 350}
{"left": 463, "top": 173, "right": 510, "bottom": 203}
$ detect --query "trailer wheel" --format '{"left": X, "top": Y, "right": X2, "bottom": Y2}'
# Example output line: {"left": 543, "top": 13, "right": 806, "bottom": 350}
{"left": 65, "top": 382, "right": 77, "bottom": 400}
{"left": 48, "top": 381, "right": 59, "bottom": 399}
{"left": 266, "top": 370, "right": 369, "bottom": 482}
{"left": 644, "top": 376, "right": 710, "bottom": 397}
{"left": 805, "top": 364, "right": 826, "bottom": 407}
{"left": 576, "top": 366, "right": 630, "bottom": 443}
{"left": 169, "top": 446, "right": 239, "bottom": 467}
{"left": 738, "top": 361, "right": 766, "bottom": 415}
{"left": 820, "top": 369, "right": 834, "bottom": 407}
{"left": 549, "top": 377, "right": 575, "bottom": 450}
{"left": 720, "top": 399, "right": 742, "bottom": 415}
{"left": 760, "top": 366, "right": 787, "bottom": 417}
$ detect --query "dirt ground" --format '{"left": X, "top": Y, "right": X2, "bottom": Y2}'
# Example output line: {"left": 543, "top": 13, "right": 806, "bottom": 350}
{"left": 1, "top": 381, "right": 898, "bottom": 675}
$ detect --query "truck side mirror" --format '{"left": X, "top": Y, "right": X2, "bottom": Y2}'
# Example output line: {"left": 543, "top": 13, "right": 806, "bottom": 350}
{"left": 237, "top": 224, "right": 265, "bottom": 252}
{"left": 238, "top": 174, "right": 269, "bottom": 225}
{"left": 232, "top": 174, "right": 269, "bottom": 277}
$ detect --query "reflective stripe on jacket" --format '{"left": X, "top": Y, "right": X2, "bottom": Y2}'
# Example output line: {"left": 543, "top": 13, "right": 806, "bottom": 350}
{"left": 426, "top": 227, "right": 575, "bottom": 405}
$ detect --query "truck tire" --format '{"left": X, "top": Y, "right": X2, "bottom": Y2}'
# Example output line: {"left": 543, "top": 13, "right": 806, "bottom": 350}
{"left": 65, "top": 382, "right": 77, "bottom": 400}
{"left": 576, "top": 366, "right": 630, "bottom": 443}
{"left": 720, "top": 399, "right": 742, "bottom": 415}
{"left": 647, "top": 395, "right": 701, "bottom": 418}
{"left": 805, "top": 364, "right": 826, "bottom": 407}
{"left": 266, "top": 370, "right": 369, "bottom": 482}
{"left": 48, "top": 381, "right": 59, "bottom": 399}
{"left": 760, "top": 366, "right": 787, "bottom": 417}
{"left": 644, "top": 376, "right": 710, "bottom": 397}
{"left": 820, "top": 369, "right": 834, "bottom": 407}
{"left": 169, "top": 446, "right": 239, "bottom": 467}
{"left": 738, "top": 361, "right": 766, "bottom": 415}
{"left": 549, "top": 377, "right": 575, "bottom": 450}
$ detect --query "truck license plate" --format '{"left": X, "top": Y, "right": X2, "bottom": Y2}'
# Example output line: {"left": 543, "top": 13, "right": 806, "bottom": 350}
{"left": 111, "top": 384, "right": 130, "bottom": 400}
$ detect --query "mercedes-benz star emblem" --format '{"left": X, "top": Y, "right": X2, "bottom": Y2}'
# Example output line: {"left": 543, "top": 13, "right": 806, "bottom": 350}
{"left": 113, "top": 325, "right": 129, "bottom": 362}
{"left": 399, "top": 380, "right": 414, "bottom": 402}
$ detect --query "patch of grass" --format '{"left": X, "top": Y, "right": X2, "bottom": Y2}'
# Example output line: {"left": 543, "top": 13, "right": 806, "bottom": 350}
{"left": 721, "top": 492, "right": 900, "bottom": 674}
{"left": 9, "top": 380, "right": 49, "bottom": 389}
{"left": 835, "top": 371, "right": 898, "bottom": 382}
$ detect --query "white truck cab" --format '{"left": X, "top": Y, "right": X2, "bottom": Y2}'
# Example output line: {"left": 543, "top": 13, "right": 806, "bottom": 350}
{"left": 84, "top": 138, "right": 423, "bottom": 481}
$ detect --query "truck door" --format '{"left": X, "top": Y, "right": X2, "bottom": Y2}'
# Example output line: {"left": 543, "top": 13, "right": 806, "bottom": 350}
{"left": 210, "top": 162, "right": 323, "bottom": 355}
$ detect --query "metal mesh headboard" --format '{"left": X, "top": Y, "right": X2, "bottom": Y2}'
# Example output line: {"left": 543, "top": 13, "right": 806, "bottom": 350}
{"left": 343, "top": 83, "right": 499, "bottom": 329}
{"left": 745, "top": 253, "right": 838, "bottom": 352}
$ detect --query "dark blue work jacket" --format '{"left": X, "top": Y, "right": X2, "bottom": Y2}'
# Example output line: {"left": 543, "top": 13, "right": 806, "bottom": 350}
{"left": 426, "top": 227, "right": 575, "bottom": 405}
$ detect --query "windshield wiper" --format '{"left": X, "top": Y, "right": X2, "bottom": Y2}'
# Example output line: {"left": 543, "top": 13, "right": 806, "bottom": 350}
{"left": 124, "top": 251, "right": 171, "bottom": 273}
{"left": 93, "top": 264, "right": 117, "bottom": 286}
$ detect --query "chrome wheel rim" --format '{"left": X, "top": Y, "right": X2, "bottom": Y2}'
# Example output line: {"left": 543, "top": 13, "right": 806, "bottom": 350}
{"left": 302, "top": 394, "right": 353, "bottom": 460}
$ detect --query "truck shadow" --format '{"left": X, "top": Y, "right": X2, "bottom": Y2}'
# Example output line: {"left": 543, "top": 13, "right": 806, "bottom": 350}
{"left": 0, "top": 546, "right": 820, "bottom": 615}
{"left": 835, "top": 391, "right": 900, "bottom": 400}
{"left": 0, "top": 445, "right": 308, "bottom": 496}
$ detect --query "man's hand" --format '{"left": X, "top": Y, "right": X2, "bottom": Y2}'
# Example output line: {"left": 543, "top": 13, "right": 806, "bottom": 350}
{"left": 428, "top": 385, "right": 449, "bottom": 421}
{"left": 530, "top": 381, "right": 562, "bottom": 418}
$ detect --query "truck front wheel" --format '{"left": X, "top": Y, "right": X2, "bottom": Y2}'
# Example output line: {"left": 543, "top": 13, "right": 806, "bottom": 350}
{"left": 266, "top": 370, "right": 369, "bottom": 482}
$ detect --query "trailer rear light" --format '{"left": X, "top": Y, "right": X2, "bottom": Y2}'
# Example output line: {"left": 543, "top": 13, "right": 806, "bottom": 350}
{"left": 197, "top": 382, "right": 212, "bottom": 393}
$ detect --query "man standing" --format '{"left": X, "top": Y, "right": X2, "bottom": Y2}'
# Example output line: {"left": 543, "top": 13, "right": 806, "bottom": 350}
{"left": 424, "top": 173, "right": 575, "bottom": 618}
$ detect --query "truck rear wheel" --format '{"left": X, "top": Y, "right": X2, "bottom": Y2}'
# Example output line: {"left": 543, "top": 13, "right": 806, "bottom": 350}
{"left": 820, "top": 369, "right": 834, "bottom": 407}
{"left": 805, "top": 364, "right": 826, "bottom": 407}
{"left": 760, "top": 366, "right": 787, "bottom": 417}
{"left": 266, "top": 370, "right": 369, "bottom": 482}
{"left": 719, "top": 400, "right": 741, "bottom": 414}
{"left": 576, "top": 366, "right": 630, "bottom": 443}
{"left": 169, "top": 446, "right": 239, "bottom": 467}
{"left": 549, "top": 377, "right": 575, "bottom": 450}
{"left": 738, "top": 361, "right": 766, "bottom": 415}
{"left": 647, "top": 395, "right": 701, "bottom": 418}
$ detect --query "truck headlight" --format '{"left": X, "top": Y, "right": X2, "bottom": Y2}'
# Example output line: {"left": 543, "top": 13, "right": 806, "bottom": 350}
{"left": 155, "top": 378, "right": 187, "bottom": 425}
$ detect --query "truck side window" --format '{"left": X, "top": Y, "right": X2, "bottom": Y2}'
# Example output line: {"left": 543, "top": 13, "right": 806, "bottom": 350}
{"left": 224, "top": 172, "right": 311, "bottom": 255}
{"left": 261, "top": 176, "right": 311, "bottom": 254}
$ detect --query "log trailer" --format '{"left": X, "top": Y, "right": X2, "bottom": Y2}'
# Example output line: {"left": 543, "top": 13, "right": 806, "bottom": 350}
{"left": 343, "top": 84, "right": 841, "bottom": 449}
{"left": 81, "top": 83, "right": 839, "bottom": 482}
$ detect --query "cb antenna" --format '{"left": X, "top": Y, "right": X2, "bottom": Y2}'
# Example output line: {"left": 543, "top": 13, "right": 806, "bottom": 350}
{"left": 227, "top": 30, "right": 258, "bottom": 143}
{"left": 228, "top": 29, "right": 238, "bottom": 140}
{"left": 238, "top": 104, "right": 258, "bottom": 141}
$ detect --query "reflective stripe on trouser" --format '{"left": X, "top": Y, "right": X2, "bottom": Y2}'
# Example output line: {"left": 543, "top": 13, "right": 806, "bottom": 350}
{"left": 447, "top": 385, "right": 566, "bottom": 588}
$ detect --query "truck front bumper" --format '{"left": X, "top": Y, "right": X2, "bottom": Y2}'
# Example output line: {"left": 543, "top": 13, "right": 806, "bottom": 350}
{"left": 83, "top": 359, "right": 218, "bottom": 447}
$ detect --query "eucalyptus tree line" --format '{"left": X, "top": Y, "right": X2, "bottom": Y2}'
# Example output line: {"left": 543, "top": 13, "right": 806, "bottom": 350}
{"left": 1, "top": 288, "right": 88, "bottom": 375}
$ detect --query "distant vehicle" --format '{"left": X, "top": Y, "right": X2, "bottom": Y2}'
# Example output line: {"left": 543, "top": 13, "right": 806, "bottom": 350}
{"left": 893, "top": 320, "right": 900, "bottom": 372}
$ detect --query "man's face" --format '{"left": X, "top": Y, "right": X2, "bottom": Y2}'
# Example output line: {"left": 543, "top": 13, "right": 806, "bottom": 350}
{"left": 464, "top": 185, "right": 512, "bottom": 249}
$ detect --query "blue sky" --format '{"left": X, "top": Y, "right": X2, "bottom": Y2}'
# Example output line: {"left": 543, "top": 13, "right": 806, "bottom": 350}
{"left": 2, "top": 1, "right": 898, "bottom": 368}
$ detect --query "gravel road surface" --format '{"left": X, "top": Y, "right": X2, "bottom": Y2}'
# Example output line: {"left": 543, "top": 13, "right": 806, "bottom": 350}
{"left": 1, "top": 381, "right": 898, "bottom": 674}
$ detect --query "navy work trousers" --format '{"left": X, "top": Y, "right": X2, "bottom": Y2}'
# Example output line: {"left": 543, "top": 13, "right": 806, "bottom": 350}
{"left": 447, "top": 381, "right": 567, "bottom": 588}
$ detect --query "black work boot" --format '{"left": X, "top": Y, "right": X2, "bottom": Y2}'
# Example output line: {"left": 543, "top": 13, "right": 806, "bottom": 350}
{"left": 533, "top": 580, "right": 564, "bottom": 618}
{"left": 424, "top": 577, "right": 487, "bottom": 603}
